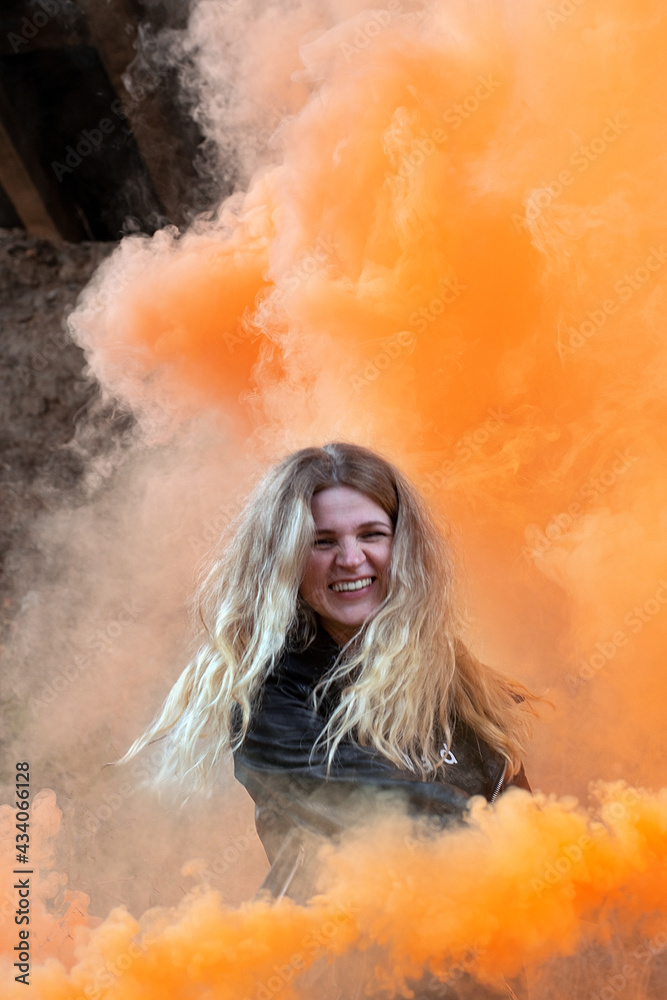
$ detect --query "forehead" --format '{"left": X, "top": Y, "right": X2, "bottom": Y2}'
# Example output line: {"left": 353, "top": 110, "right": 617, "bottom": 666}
{"left": 311, "top": 486, "right": 391, "bottom": 529}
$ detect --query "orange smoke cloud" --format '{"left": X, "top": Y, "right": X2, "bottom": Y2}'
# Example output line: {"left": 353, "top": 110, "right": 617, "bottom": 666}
{"left": 2, "top": 783, "right": 666, "bottom": 998}
{"left": 70, "top": 0, "right": 667, "bottom": 784}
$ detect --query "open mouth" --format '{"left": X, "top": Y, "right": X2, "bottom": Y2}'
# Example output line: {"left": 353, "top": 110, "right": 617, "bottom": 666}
{"left": 329, "top": 576, "right": 375, "bottom": 593}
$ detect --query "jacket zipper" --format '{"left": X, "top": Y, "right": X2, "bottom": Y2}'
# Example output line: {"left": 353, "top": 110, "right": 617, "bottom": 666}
{"left": 490, "top": 758, "right": 508, "bottom": 803}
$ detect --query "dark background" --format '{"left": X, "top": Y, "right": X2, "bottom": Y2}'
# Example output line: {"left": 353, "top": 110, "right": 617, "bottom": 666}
{"left": 0, "top": 0, "right": 222, "bottom": 633}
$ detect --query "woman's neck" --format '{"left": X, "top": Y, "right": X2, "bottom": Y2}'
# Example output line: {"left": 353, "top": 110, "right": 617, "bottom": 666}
{"left": 316, "top": 616, "right": 357, "bottom": 648}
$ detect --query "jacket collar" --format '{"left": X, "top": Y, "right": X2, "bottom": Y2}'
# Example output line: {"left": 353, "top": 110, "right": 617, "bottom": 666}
{"left": 279, "top": 618, "right": 342, "bottom": 685}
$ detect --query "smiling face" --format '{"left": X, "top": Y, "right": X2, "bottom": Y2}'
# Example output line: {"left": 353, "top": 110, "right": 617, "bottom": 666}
{"left": 299, "top": 485, "right": 394, "bottom": 645}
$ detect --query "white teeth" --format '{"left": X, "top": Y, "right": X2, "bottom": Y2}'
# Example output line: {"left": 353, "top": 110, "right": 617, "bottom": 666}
{"left": 331, "top": 577, "right": 374, "bottom": 592}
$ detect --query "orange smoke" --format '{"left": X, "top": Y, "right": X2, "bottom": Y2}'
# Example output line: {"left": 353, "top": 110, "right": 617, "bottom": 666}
{"left": 70, "top": 0, "right": 667, "bottom": 786}
{"left": 5, "top": 0, "right": 666, "bottom": 996}
{"left": 2, "top": 783, "right": 666, "bottom": 998}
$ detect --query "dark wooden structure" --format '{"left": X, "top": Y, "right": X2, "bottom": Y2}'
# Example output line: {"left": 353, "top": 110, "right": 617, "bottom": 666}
{"left": 0, "top": 0, "right": 215, "bottom": 240}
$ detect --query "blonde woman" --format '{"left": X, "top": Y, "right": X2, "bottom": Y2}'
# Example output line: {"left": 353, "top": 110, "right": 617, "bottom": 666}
{"left": 124, "top": 442, "right": 535, "bottom": 908}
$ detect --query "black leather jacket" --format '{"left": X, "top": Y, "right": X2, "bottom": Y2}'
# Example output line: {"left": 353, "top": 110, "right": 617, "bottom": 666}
{"left": 234, "top": 623, "right": 530, "bottom": 899}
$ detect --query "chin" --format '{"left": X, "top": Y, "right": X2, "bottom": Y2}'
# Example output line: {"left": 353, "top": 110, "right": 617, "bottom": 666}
{"left": 342, "top": 610, "right": 377, "bottom": 631}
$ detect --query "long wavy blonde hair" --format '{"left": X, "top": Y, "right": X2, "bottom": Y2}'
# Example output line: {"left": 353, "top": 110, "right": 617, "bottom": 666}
{"left": 122, "top": 442, "right": 536, "bottom": 788}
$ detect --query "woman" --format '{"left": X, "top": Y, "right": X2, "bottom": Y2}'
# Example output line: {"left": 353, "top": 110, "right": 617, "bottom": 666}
{"left": 124, "top": 442, "right": 536, "bottom": 907}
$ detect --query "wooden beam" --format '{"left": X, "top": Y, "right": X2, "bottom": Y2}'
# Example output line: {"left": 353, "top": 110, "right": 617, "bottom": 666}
{"left": 78, "top": 0, "right": 190, "bottom": 225}
{"left": 0, "top": 10, "right": 87, "bottom": 58}
{"left": 0, "top": 118, "right": 61, "bottom": 240}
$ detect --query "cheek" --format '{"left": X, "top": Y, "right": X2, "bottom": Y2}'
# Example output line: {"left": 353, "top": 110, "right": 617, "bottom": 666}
{"left": 377, "top": 544, "right": 393, "bottom": 572}
{"left": 301, "top": 554, "right": 328, "bottom": 596}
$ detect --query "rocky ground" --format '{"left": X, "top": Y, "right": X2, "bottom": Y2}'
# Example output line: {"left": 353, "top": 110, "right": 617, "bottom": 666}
{"left": 0, "top": 228, "right": 131, "bottom": 629}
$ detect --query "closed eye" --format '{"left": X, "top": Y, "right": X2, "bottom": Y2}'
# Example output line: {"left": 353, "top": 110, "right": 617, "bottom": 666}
{"left": 313, "top": 531, "right": 391, "bottom": 546}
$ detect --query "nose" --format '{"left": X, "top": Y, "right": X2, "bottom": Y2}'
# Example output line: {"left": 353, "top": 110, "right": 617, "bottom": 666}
{"left": 335, "top": 537, "right": 365, "bottom": 568}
